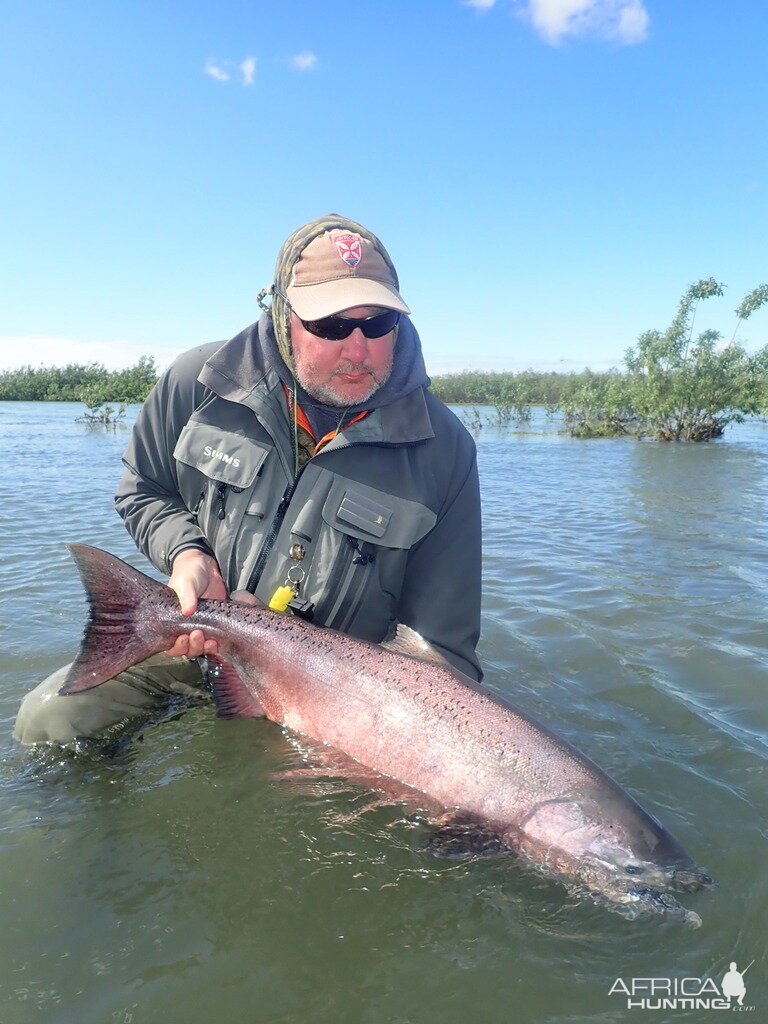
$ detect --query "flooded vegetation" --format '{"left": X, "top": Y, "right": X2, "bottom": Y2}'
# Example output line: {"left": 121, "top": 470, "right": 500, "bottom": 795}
{"left": 436, "top": 280, "right": 768, "bottom": 443}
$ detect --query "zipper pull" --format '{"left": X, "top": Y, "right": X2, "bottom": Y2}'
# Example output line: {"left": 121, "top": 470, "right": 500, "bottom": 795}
{"left": 192, "top": 489, "right": 206, "bottom": 525}
{"left": 216, "top": 482, "right": 227, "bottom": 520}
{"left": 348, "top": 537, "right": 377, "bottom": 565}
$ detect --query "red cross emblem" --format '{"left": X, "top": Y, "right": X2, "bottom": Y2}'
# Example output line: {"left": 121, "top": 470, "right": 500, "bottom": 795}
{"left": 334, "top": 234, "right": 362, "bottom": 268}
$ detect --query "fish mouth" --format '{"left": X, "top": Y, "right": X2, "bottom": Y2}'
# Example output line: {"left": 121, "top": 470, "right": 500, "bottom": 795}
{"left": 579, "top": 855, "right": 716, "bottom": 925}
{"left": 601, "top": 884, "right": 703, "bottom": 928}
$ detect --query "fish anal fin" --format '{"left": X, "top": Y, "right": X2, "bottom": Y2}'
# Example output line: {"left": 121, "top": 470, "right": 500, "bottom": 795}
{"left": 380, "top": 624, "right": 452, "bottom": 667}
{"left": 208, "top": 655, "right": 265, "bottom": 719}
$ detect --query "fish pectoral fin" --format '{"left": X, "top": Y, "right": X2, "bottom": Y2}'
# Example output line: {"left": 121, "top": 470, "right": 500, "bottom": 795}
{"left": 207, "top": 655, "right": 265, "bottom": 719}
{"left": 421, "top": 820, "right": 512, "bottom": 859}
{"left": 380, "top": 624, "right": 452, "bottom": 667}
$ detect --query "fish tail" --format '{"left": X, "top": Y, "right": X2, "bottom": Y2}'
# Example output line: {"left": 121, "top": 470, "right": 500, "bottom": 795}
{"left": 59, "top": 544, "right": 180, "bottom": 694}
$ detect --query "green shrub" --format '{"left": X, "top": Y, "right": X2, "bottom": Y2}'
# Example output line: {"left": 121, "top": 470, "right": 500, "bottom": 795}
{"left": 623, "top": 280, "right": 768, "bottom": 441}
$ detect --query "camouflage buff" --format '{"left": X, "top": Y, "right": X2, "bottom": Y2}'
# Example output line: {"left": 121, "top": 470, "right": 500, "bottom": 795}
{"left": 268, "top": 214, "right": 402, "bottom": 375}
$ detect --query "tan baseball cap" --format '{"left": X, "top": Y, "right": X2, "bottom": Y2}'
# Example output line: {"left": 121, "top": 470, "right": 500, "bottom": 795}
{"left": 285, "top": 228, "right": 411, "bottom": 320}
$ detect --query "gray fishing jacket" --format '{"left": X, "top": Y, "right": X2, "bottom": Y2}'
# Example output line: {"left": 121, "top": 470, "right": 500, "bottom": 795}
{"left": 115, "top": 317, "right": 482, "bottom": 680}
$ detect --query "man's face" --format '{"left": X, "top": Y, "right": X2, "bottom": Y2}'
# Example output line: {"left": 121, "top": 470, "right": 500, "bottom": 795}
{"left": 290, "top": 306, "right": 396, "bottom": 407}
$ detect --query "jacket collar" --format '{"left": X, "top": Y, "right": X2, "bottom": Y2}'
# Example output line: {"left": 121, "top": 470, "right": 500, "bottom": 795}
{"left": 197, "top": 320, "right": 266, "bottom": 406}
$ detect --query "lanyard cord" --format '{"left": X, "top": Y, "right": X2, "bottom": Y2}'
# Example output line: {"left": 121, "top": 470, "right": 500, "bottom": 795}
{"left": 283, "top": 381, "right": 368, "bottom": 475}
{"left": 291, "top": 375, "right": 300, "bottom": 478}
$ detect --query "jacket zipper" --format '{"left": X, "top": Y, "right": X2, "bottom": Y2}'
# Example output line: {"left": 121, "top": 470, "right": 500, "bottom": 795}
{"left": 215, "top": 482, "right": 227, "bottom": 519}
{"left": 242, "top": 435, "right": 376, "bottom": 598}
{"left": 331, "top": 541, "right": 376, "bottom": 632}
{"left": 313, "top": 537, "right": 376, "bottom": 625}
{"left": 192, "top": 489, "right": 206, "bottom": 525}
{"left": 312, "top": 535, "right": 357, "bottom": 622}
{"left": 244, "top": 474, "right": 302, "bottom": 593}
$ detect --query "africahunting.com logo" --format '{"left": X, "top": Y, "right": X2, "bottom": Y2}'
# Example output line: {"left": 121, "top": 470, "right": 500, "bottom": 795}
{"left": 608, "top": 960, "right": 755, "bottom": 1012}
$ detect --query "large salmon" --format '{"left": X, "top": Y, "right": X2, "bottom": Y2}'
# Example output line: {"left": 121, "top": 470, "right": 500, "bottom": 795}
{"left": 60, "top": 545, "right": 714, "bottom": 924}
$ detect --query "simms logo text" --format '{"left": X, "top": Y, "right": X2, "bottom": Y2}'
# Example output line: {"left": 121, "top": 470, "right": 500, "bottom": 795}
{"left": 203, "top": 445, "right": 240, "bottom": 468}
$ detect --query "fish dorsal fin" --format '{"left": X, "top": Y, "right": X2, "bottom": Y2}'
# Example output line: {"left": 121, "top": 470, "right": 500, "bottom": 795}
{"left": 207, "top": 654, "right": 266, "bottom": 719}
{"left": 380, "top": 624, "right": 452, "bottom": 667}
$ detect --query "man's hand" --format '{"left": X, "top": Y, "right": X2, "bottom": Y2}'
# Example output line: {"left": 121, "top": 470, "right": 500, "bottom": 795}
{"left": 164, "top": 549, "right": 228, "bottom": 659}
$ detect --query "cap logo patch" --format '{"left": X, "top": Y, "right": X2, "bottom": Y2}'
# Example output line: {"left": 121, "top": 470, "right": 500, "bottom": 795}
{"left": 334, "top": 234, "right": 362, "bottom": 268}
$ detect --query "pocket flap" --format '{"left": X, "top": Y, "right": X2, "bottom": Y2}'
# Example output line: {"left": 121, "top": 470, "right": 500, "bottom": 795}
{"left": 173, "top": 423, "right": 270, "bottom": 488}
{"left": 337, "top": 491, "right": 391, "bottom": 537}
{"left": 322, "top": 478, "right": 436, "bottom": 549}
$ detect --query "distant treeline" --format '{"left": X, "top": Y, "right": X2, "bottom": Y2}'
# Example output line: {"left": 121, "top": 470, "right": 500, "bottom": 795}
{"left": 1, "top": 356, "right": 609, "bottom": 408}
{"left": 2, "top": 279, "right": 766, "bottom": 443}
{"left": 429, "top": 369, "right": 617, "bottom": 407}
{"left": 0, "top": 356, "right": 159, "bottom": 403}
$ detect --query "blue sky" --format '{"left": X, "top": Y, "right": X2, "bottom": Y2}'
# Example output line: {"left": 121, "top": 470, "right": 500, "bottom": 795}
{"left": 2, "top": 0, "right": 766, "bottom": 375}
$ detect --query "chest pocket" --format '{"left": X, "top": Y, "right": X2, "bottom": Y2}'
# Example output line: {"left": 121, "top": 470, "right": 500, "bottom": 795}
{"left": 321, "top": 478, "right": 436, "bottom": 549}
{"left": 173, "top": 424, "right": 272, "bottom": 569}
{"left": 173, "top": 422, "right": 270, "bottom": 488}
{"left": 307, "top": 478, "right": 437, "bottom": 634}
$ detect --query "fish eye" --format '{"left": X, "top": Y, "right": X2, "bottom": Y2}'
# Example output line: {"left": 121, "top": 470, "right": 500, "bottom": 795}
{"left": 624, "top": 864, "right": 645, "bottom": 875}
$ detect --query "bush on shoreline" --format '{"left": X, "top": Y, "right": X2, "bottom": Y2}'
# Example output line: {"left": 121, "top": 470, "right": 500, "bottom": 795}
{"left": 0, "top": 355, "right": 158, "bottom": 403}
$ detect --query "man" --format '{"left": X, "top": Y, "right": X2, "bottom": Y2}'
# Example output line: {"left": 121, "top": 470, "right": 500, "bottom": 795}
{"left": 15, "top": 214, "right": 482, "bottom": 745}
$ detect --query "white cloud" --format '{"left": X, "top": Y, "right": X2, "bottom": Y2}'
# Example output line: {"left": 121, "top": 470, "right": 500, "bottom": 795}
{"left": 291, "top": 51, "right": 318, "bottom": 71}
{"left": 204, "top": 59, "right": 230, "bottom": 82}
{"left": 465, "top": 0, "right": 498, "bottom": 8}
{"left": 613, "top": 0, "right": 650, "bottom": 43}
{"left": 239, "top": 56, "right": 256, "bottom": 85}
{"left": 521, "top": 0, "right": 649, "bottom": 45}
{"left": 203, "top": 51, "right": 319, "bottom": 83}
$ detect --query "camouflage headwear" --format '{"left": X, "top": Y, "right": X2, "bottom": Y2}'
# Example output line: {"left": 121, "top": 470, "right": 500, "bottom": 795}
{"left": 266, "top": 214, "right": 404, "bottom": 374}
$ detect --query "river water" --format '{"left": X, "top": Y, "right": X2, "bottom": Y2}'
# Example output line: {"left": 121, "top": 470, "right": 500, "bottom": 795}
{"left": 0, "top": 401, "right": 766, "bottom": 1024}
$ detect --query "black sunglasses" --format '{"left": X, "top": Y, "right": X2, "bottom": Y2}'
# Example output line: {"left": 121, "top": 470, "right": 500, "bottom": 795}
{"left": 299, "top": 309, "right": 401, "bottom": 341}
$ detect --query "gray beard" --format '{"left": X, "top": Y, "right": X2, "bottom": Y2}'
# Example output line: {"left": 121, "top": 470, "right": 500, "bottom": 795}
{"left": 297, "top": 375, "right": 382, "bottom": 407}
{"left": 294, "top": 357, "right": 394, "bottom": 408}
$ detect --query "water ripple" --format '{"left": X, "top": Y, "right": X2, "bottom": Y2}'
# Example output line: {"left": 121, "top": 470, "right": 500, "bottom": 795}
{"left": 1, "top": 403, "right": 766, "bottom": 1023}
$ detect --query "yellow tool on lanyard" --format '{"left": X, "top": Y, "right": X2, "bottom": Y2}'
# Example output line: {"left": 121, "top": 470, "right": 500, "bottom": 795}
{"left": 268, "top": 544, "right": 306, "bottom": 612}
{"left": 268, "top": 585, "right": 295, "bottom": 612}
